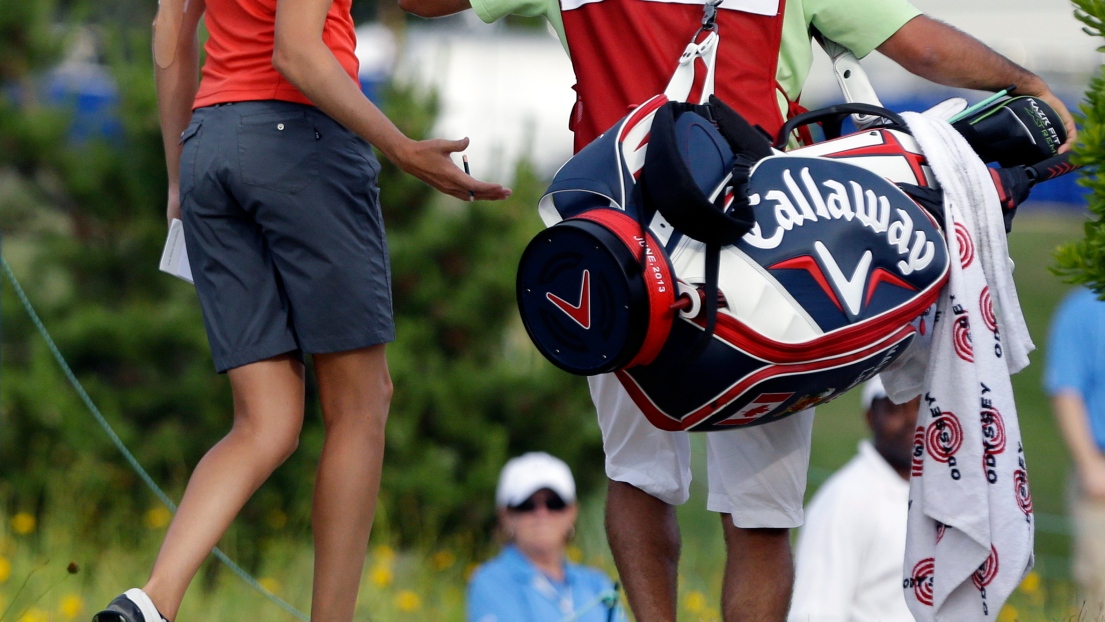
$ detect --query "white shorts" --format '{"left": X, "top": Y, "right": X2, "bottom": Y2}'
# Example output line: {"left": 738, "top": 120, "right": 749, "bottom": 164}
{"left": 589, "top": 373, "right": 814, "bottom": 529}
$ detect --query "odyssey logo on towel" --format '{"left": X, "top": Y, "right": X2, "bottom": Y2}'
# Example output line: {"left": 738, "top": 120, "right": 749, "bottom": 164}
{"left": 742, "top": 157, "right": 937, "bottom": 277}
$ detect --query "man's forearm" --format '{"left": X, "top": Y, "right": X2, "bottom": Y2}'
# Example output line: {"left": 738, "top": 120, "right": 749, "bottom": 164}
{"left": 877, "top": 14, "right": 1076, "bottom": 148}
{"left": 398, "top": 0, "right": 473, "bottom": 19}
{"left": 877, "top": 16, "right": 1040, "bottom": 94}
{"left": 1053, "top": 392, "right": 1103, "bottom": 474}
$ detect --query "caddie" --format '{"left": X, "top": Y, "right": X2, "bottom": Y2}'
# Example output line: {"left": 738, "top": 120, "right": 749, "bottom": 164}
{"left": 401, "top": 0, "right": 1076, "bottom": 619}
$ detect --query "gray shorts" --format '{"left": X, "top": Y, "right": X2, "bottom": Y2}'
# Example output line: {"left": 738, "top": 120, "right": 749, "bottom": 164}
{"left": 179, "top": 100, "right": 394, "bottom": 373}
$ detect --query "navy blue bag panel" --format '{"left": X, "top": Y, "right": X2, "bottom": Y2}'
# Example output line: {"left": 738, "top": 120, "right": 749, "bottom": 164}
{"left": 621, "top": 155, "right": 950, "bottom": 432}
{"left": 735, "top": 156, "right": 948, "bottom": 332}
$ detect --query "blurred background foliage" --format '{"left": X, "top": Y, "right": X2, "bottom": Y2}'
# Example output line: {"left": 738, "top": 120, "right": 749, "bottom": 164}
{"left": 1057, "top": 0, "right": 1105, "bottom": 297}
{"left": 0, "top": 0, "right": 600, "bottom": 568}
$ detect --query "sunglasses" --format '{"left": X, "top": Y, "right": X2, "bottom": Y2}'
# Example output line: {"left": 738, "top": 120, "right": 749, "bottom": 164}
{"left": 508, "top": 493, "right": 568, "bottom": 513}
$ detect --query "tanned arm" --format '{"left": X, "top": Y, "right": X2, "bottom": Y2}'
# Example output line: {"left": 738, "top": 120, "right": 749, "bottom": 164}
{"left": 154, "top": 0, "right": 207, "bottom": 224}
{"left": 398, "top": 0, "right": 472, "bottom": 19}
{"left": 1052, "top": 391, "right": 1105, "bottom": 500}
{"left": 878, "top": 15, "right": 1077, "bottom": 152}
{"left": 273, "top": 0, "right": 509, "bottom": 201}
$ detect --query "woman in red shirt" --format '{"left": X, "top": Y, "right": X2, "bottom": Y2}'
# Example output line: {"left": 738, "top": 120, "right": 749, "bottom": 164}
{"left": 93, "top": 2, "right": 510, "bottom": 621}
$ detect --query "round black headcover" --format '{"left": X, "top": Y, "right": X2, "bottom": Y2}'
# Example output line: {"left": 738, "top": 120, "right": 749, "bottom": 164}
{"left": 952, "top": 96, "right": 1066, "bottom": 167}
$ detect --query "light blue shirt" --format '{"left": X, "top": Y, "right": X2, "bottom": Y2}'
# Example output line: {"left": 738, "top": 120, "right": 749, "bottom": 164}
{"left": 1045, "top": 288, "right": 1105, "bottom": 450}
{"left": 467, "top": 545, "right": 625, "bottom": 622}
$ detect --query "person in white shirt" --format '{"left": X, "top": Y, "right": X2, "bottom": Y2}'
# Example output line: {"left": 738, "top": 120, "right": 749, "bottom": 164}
{"left": 788, "top": 377, "right": 920, "bottom": 622}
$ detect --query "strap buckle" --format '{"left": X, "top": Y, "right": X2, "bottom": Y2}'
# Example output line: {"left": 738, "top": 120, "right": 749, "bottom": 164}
{"left": 699, "top": 0, "right": 723, "bottom": 33}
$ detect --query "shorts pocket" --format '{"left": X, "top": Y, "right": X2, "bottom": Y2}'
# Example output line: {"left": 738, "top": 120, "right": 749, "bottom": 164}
{"left": 238, "top": 112, "right": 319, "bottom": 194}
{"left": 178, "top": 119, "right": 203, "bottom": 201}
{"left": 349, "top": 134, "right": 382, "bottom": 181}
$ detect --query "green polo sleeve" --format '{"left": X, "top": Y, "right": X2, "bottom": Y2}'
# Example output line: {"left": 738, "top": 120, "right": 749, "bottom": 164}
{"left": 471, "top": 0, "right": 567, "bottom": 51}
{"left": 808, "top": 0, "right": 921, "bottom": 59}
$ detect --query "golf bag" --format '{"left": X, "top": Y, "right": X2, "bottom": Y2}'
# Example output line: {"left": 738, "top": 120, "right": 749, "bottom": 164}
{"left": 516, "top": 33, "right": 1071, "bottom": 432}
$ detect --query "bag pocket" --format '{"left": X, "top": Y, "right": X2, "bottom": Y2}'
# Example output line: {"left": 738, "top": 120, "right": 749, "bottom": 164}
{"left": 238, "top": 111, "right": 319, "bottom": 194}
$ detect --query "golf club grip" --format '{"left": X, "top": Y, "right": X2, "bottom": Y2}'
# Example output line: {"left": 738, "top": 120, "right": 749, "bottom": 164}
{"left": 1027, "top": 152, "right": 1079, "bottom": 183}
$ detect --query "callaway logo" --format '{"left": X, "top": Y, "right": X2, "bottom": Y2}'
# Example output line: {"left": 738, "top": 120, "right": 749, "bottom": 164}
{"left": 815, "top": 242, "right": 871, "bottom": 315}
{"left": 546, "top": 270, "right": 592, "bottom": 330}
{"left": 770, "top": 242, "right": 916, "bottom": 316}
{"left": 743, "top": 161, "right": 936, "bottom": 276}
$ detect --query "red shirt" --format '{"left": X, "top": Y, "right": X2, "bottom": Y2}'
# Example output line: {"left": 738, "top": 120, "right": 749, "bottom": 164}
{"left": 194, "top": 0, "right": 360, "bottom": 108}
{"left": 560, "top": 0, "right": 786, "bottom": 151}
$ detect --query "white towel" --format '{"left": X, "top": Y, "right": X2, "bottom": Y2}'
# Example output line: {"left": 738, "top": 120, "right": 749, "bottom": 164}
{"left": 881, "top": 111, "right": 1035, "bottom": 621}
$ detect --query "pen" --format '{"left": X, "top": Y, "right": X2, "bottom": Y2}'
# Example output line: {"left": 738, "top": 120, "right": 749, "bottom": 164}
{"left": 463, "top": 155, "right": 474, "bottom": 201}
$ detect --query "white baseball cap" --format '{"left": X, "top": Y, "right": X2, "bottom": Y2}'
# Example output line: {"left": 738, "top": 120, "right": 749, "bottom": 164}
{"left": 495, "top": 452, "right": 577, "bottom": 508}
{"left": 861, "top": 375, "right": 890, "bottom": 411}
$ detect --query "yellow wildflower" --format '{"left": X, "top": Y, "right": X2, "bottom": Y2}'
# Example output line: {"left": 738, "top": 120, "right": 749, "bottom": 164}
{"left": 997, "top": 604, "right": 1018, "bottom": 622}
{"left": 369, "top": 564, "right": 394, "bottom": 588}
{"left": 685, "top": 590, "right": 708, "bottom": 614}
{"left": 11, "top": 513, "right": 36, "bottom": 535}
{"left": 144, "top": 506, "right": 172, "bottom": 530}
{"left": 59, "top": 593, "right": 85, "bottom": 620}
{"left": 431, "top": 550, "right": 456, "bottom": 571}
{"left": 373, "top": 545, "right": 396, "bottom": 563}
{"left": 259, "top": 577, "right": 281, "bottom": 595}
{"left": 395, "top": 590, "right": 422, "bottom": 612}
{"left": 1018, "top": 571, "right": 1039, "bottom": 595}
{"left": 566, "top": 546, "right": 583, "bottom": 564}
{"left": 0, "top": 556, "right": 10, "bottom": 583}
{"left": 18, "top": 607, "right": 49, "bottom": 622}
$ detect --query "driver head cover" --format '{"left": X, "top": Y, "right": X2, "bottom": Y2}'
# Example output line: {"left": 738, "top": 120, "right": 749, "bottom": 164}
{"left": 952, "top": 96, "right": 1066, "bottom": 167}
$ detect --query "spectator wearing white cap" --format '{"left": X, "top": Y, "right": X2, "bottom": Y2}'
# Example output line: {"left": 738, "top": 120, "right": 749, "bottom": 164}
{"left": 468, "top": 452, "right": 626, "bottom": 622}
{"left": 788, "top": 377, "right": 921, "bottom": 622}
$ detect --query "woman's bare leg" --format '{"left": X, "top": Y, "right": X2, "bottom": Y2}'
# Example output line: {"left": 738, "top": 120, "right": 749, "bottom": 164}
{"left": 309, "top": 344, "right": 392, "bottom": 622}
{"left": 142, "top": 354, "right": 306, "bottom": 621}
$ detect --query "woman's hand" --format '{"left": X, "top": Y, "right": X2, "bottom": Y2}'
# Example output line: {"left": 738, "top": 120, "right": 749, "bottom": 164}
{"left": 166, "top": 183, "right": 182, "bottom": 224}
{"left": 391, "top": 136, "right": 512, "bottom": 201}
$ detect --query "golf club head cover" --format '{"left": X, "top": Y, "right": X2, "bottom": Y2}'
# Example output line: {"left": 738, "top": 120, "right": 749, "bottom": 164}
{"left": 952, "top": 96, "right": 1066, "bottom": 167}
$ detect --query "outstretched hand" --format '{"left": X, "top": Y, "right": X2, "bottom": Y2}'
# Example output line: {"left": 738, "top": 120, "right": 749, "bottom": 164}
{"left": 393, "top": 137, "right": 512, "bottom": 201}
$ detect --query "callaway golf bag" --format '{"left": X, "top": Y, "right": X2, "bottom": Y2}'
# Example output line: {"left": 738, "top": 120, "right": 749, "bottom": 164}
{"left": 516, "top": 30, "right": 1073, "bottom": 433}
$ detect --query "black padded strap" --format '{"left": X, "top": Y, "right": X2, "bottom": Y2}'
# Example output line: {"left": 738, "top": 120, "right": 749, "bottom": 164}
{"left": 709, "top": 95, "right": 775, "bottom": 160}
{"left": 641, "top": 101, "right": 757, "bottom": 247}
{"left": 638, "top": 98, "right": 772, "bottom": 364}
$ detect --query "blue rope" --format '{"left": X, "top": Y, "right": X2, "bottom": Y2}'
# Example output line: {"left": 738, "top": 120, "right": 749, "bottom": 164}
{"left": 0, "top": 254, "right": 310, "bottom": 622}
